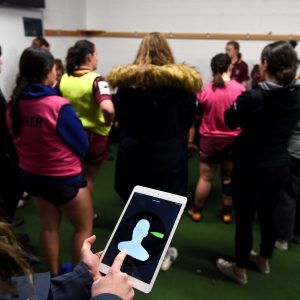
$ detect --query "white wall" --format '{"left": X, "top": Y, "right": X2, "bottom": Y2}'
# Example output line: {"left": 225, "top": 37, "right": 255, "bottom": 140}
{"left": 0, "top": 6, "right": 42, "bottom": 98}
{"left": 43, "top": 0, "right": 87, "bottom": 61}
{"left": 0, "top": 0, "right": 86, "bottom": 99}
{"left": 86, "top": 0, "right": 300, "bottom": 82}
{"left": 43, "top": 0, "right": 86, "bottom": 31}
{"left": 1, "top": 0, "right": 299, "bottom": 99}
{"left": 86, "top": 0, "right": 300, "bottom": 34}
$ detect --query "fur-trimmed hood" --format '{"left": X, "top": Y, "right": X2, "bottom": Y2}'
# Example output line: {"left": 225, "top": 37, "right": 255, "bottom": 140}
{"left": 107, "top": 64, "right": 202, "bottom": 93}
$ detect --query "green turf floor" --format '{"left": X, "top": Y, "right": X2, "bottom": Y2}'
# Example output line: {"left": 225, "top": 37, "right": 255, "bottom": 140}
{"left": 15, "top": 145, "right": 300, "bottom": 300}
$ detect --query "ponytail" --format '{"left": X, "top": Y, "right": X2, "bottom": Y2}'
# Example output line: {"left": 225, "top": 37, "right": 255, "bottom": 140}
{"left": 65, "top": 46, "right": 78, "bottom": 75}
{"left": 275, "top": 68, "right": 297, "bottom": 86}
{"left": 9, "top": 77, "right": 30, "bottom": 136}
{"left": 212, "top": 73, "right": 225, "bottom": 90}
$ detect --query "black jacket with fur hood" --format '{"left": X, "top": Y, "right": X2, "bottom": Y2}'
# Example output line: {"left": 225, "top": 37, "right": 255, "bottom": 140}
{"left": 108, "top": 64, "right": 202, "bottom": 140}
{"left": 108, "top": 64, "right": 202, "bottom": 199}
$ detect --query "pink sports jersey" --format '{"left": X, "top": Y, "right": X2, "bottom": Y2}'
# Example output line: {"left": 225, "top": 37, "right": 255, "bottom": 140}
{"left": 197, "top": 80, "right": 245, "bottom": 137}
{"left": 7, "top": 96, "right": 82, "bottom": 177}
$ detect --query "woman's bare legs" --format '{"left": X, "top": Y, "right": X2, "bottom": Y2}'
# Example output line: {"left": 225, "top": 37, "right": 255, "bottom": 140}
{"left": 33, "top": 197, "right": 62, "bottom": 274}
{"left": 33, "top": 187, "right": 93, "bottom": 273}
{"left": 220, "top": 160, "right": 233, "bottom": 223}
{"left": 84, "top": 163, "right": 101, "bottom": 194}
{"left": 189, "top": 162, "right": 218, "bottom": 221}
{"left": 194, "top": 162, "right": 218, "bottom": 207}
{"left": 60, "top": 187, "right": 93, "bottom": 265}
{"left": 221, "top": 160, "right": 233, "bottom": 207}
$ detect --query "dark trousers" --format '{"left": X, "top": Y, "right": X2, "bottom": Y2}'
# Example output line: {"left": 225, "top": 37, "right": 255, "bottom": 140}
{"left": 295, "top": 193, "right": 300, "bottom": 235}
{"left": 281, "top": 156, "right": 300, "bottom": 236}
{"left": 232, "top": 160, "right": 289, "bottom": 268}
{"left": 0, "top": 155, "right": 22, "bottom": 221}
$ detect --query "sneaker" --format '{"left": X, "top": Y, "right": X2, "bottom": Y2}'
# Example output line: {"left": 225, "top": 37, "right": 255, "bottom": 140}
{"left": 220, "top": 211, "right": 232, "bottom": 224}
{"left": 17, "top": 199, "right": 25, "bottom": 208}
{"left": 293, "top": 234, "right": 300, "bottom": 244}
{"left": 275, "top": 240, "right": 288, "bottom": 251}
{"left": 60, "top": 262, "right": 73, "bottom": 274}
{"left": 22, "top": 192, "right": 30, "bottom": 200}
{"left": 161, "top": 247, "right": 178, "bottom": 271}
{"left": 188, "top": 205, "right": 202, "bottom": 222}
{"left": 216, "top": 258, "right": 247, "bottom": 285}
{"left": 220, "top": 205, "right": 233, "bottom": 224}
{"left": 249, "top": 250, "right": 270, "bottom": 274}
{"left": 17, "top": 192, "right": 30, "bottom": 208}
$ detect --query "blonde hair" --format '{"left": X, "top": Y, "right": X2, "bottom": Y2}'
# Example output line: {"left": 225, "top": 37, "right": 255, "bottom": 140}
{"left": 0, "top": 220, "right": 32, "bottom": 294}
{"left": 133, "top": 32, "right": 175, "bottom": 85}
{"left": 134, "top": 32, "right": 175, "bottom": 66}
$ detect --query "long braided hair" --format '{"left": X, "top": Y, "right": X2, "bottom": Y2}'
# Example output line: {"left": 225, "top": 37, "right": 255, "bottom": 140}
{"left": 9, "top": 47, "right": 55, "bottom": 136}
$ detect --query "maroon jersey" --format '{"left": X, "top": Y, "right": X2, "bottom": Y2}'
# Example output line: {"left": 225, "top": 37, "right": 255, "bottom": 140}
{"left": 231, "top": 60, "right": 249, "bottom": 84}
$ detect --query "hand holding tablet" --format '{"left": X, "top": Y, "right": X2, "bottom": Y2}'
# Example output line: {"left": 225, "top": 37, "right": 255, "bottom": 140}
{"left": 79, "top": 235, "right": 134, "bottom": 299}
{"left": 92, "top": 250, "right": 134, "bottom": 300}
{"left": 100, "top": 186, "right": 187, "bottom": 293}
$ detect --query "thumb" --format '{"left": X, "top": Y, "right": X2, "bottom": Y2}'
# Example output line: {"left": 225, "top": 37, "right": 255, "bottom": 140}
{"left": 81, "top": 235, "right": 96, "bottom": 252}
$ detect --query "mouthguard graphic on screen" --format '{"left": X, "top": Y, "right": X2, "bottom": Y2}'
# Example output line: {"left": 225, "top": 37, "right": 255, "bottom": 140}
{"left": 150, "top": 232, "right": 164, "bottom": 239}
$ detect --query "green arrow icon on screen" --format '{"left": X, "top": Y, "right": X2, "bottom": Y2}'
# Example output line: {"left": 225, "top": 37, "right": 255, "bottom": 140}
{"left": 150, "top": 231, "right": 164, "bottom": 239}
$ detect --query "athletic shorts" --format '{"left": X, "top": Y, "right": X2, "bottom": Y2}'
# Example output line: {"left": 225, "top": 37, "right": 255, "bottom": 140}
{"left": 84, "top": 130, "right": 109, "bottom": 165}
{"left": 199, "top": 136, "right": 236, "bottom": 164}
{"left": 21, "top": 172, "right": 87, "bottom": 206}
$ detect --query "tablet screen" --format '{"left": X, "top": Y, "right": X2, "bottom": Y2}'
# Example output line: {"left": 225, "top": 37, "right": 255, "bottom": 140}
{"left": 101, "top": 191, "right": 182, "bottom": 283}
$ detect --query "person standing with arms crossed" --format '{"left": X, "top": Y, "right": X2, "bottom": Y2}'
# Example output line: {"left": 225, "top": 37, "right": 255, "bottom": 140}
{"left": 226, "top": 40, "right": 249, "bottom": 88}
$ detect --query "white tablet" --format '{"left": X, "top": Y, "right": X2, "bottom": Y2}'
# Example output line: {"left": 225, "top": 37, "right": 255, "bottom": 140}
{"left": 99, "top": 185, "right": 187, "bottom": 293}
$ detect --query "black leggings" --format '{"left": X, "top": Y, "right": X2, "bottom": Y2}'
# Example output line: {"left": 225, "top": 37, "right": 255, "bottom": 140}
{"left": 276, "top": 156, "right": 300, "bottom": 239}
{"left": 232, "top": 161, "right": 289, "bottom": 268}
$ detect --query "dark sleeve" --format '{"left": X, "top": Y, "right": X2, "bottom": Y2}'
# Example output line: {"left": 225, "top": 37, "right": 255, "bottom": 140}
{"left": 184, "top": 92, "right": 197, "bottom": 130}
{"left": 0, "top": 89, "right": 7, "bottom": 145}
{"left": 224, "top": 90, "right": 263, "bottom": 129}
{"left": 48, "top": 262, "right": 93, "bottom": 300}
{"left": 57, "top": 105, "right": 89, "bottom": 159}
{"left": 0, "top": 92, "right": 19, "bottom": 164}
{"left": 91, "top": 294, "right": 123, "bottom": 300}
{"left": 112, "top": 89, "right": 122, "bottom": 123}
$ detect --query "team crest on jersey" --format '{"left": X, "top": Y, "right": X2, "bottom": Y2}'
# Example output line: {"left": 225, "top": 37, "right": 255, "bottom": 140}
{"left": 98, "top": 81, "right": 111, "bottom": 95}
